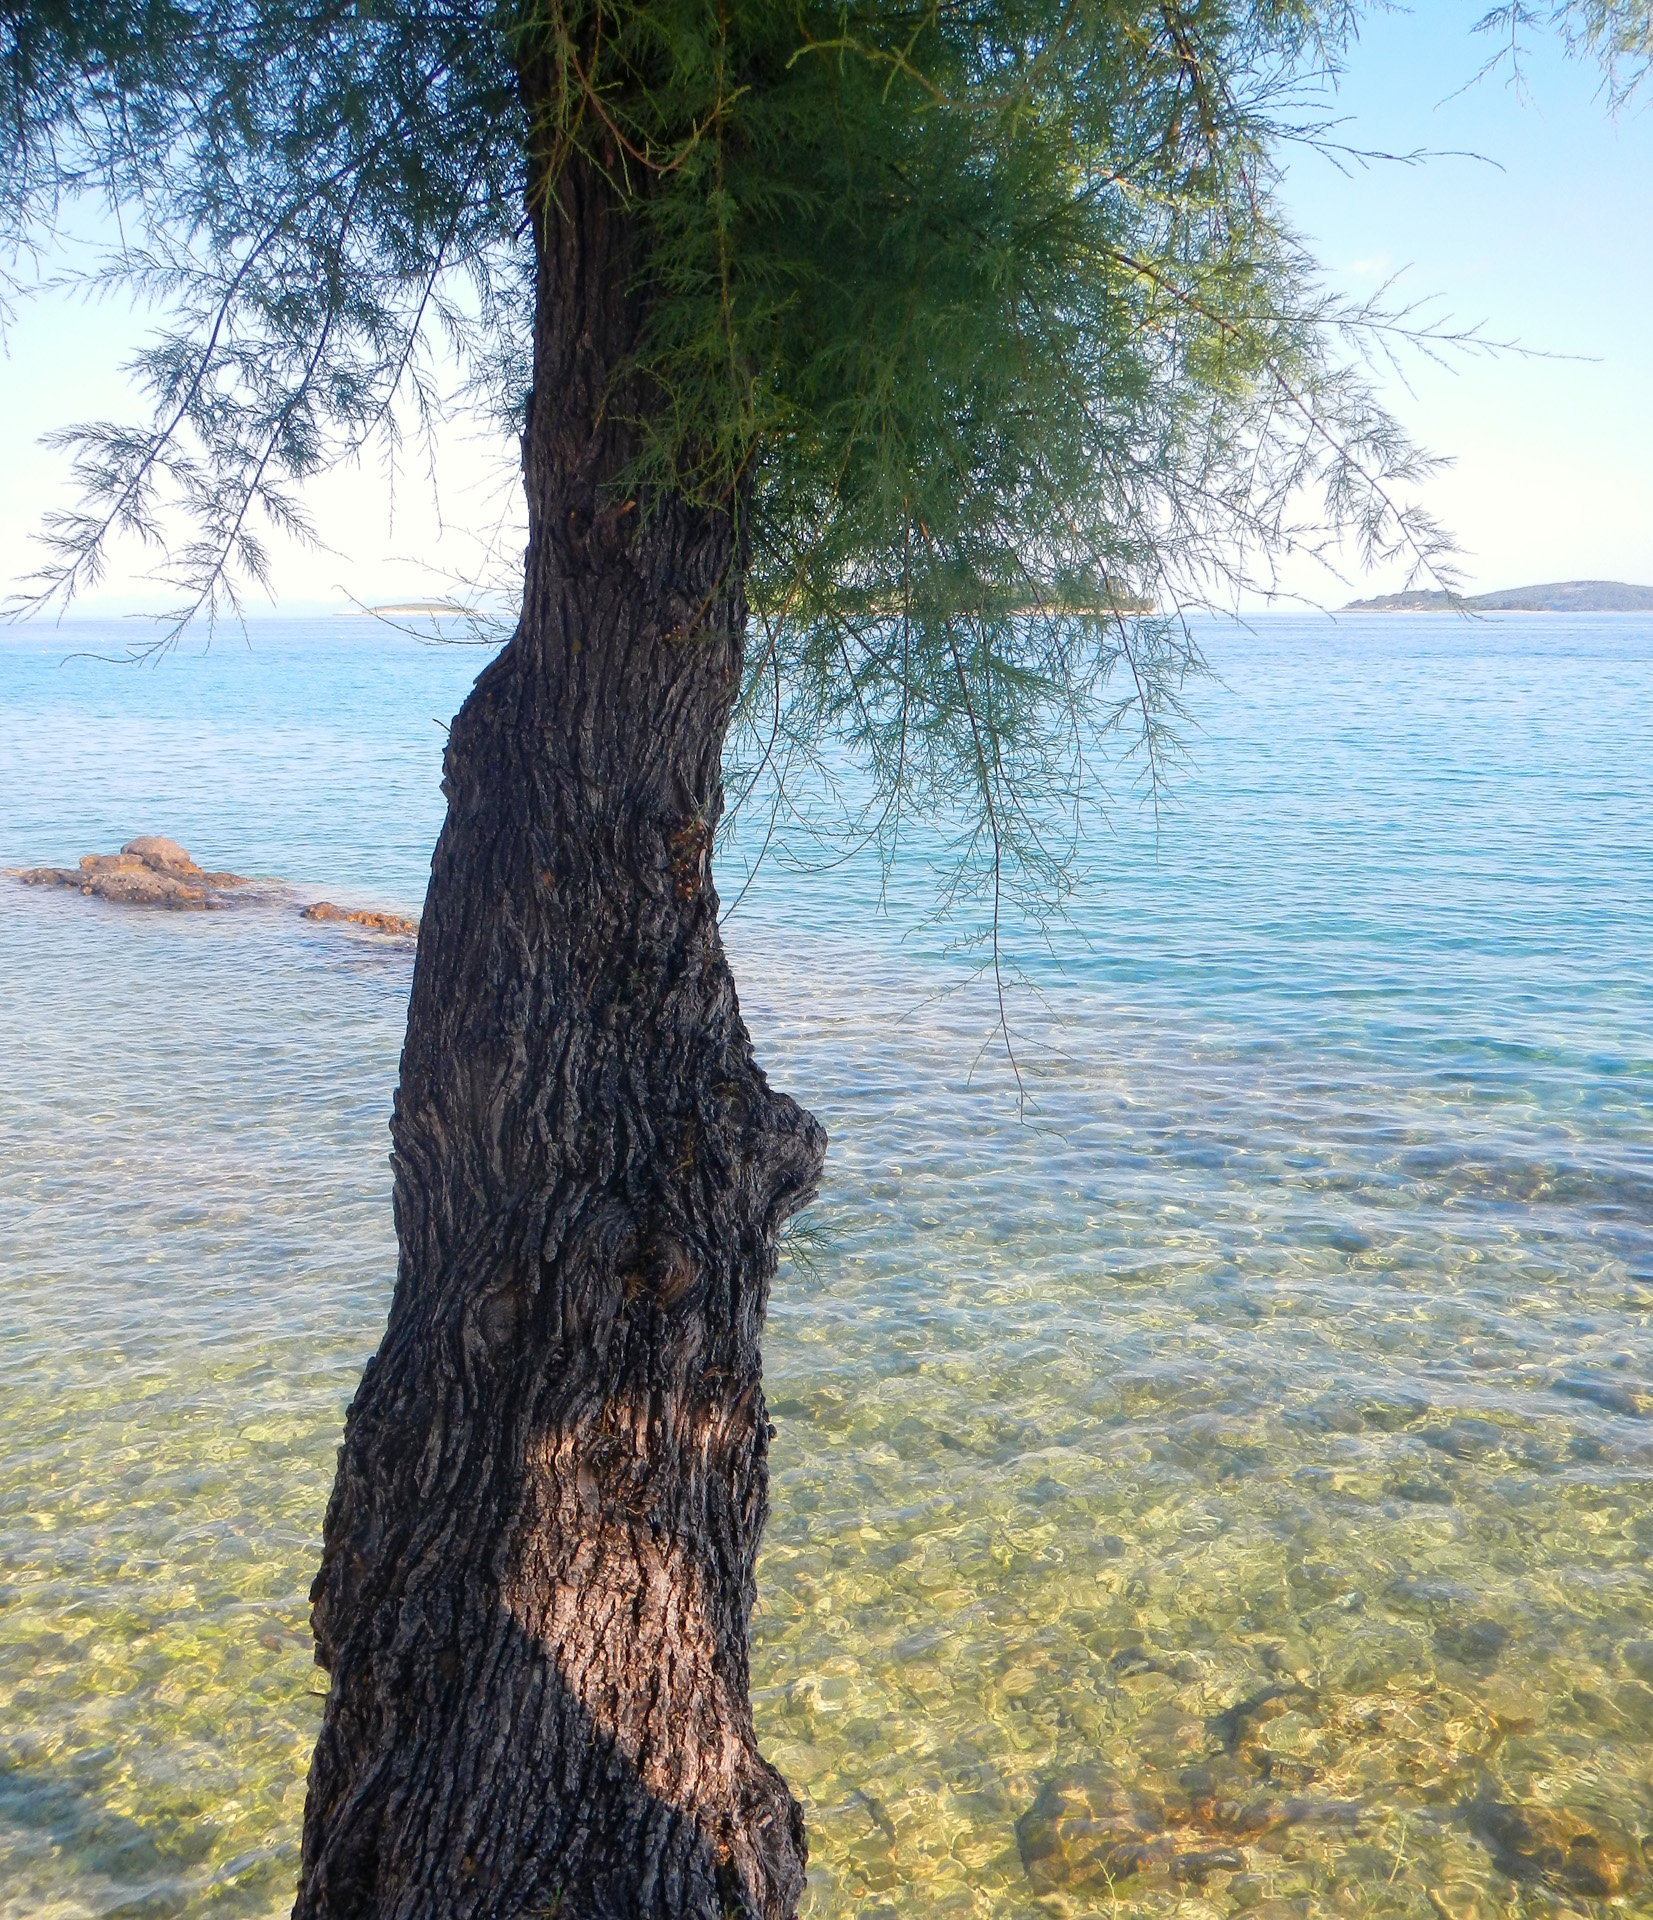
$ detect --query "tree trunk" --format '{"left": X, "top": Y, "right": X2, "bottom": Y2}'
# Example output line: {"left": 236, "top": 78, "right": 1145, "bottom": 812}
{"left": 292, "top": 117, "right": 825, "bottom": 1920}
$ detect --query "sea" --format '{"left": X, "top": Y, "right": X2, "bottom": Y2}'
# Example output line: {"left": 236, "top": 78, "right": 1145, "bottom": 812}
{"left": 1, "top": 613, "right": 1650, "bottom": 1919}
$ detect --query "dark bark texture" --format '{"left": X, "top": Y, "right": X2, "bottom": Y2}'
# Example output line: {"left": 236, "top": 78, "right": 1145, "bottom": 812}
{"left": 293, "top": 120, "right": 825, "bottom": 1920}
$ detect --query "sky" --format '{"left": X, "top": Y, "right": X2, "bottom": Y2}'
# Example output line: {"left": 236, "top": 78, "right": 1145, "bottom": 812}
{"left": 1275, "top": 2, "right": 1653, "bottom": 603}
{"left": 1, "top": 3, "right": 1649, "bottom": 619}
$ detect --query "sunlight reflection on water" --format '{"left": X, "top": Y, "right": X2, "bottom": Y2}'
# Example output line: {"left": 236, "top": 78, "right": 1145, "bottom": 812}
{"left": 1, "top": 616, "right": 1650, "bottom": 1917}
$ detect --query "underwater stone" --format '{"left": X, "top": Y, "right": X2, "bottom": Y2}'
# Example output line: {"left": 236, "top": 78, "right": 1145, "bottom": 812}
{"left": 1387, "top": 1576, "right": 1467, "bottom": 1613}
{"left": 1479, "top": 1676, "right": 1542, "bottom": 1736}
{"left": 1015, "top": 1767, "right": 1167, "bottom": 1892}
{"left": 1622, "top": 1640, "right": 1653, "bottom": 1684}
{"left": 1433, "top": 1618, "right": 1512, "bottom": 1670}
{"left": 1289, "top": 1558, "right": 1362, "bottom": 1601}
{"left": 1421, "top": 1418, "right": 1502, "bottom": 1461}
{"left": 1553, "top": 1375, "right": 1648, "bottom": 1418}
{"left": 1615, "top": 1681, "right": 1653, "bottom": 1733}
{"left": 1015, "top": 1758, "right": 1364, "bottom": 1896}
{"left": 1465, "top": 1796, "right": 1644, "bottom": 1899}
{"left": 1207, "top": 1683, "right": 1317, "bottom": 1754}
{"left": 1014, "top": 1767, "right": 1247, "bottom": 1894}
{"left": 1388, "top": 1475, "right": 1454, "bottom": 1506}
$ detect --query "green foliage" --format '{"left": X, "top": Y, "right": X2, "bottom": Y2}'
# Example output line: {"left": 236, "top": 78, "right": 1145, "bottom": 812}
{"left": 516, "top": 2, "right": 1454, "bottom": 949}
{"left": 0, "top": 0, "right": 1592, "bottom": 984}
{"left": 3, "top": 2, "right": 524, "bottom": 615}
{"left": 1474, "top": 3, "right": 1653, "bottom": 102}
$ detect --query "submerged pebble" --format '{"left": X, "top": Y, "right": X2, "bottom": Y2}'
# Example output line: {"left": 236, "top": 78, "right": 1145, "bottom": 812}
{"left": 1433, "top": 1619, "right": 1513, "bottom": 1670}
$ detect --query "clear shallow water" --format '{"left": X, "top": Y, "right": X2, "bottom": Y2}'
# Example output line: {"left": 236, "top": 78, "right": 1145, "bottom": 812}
{"left": 1, "top": 616, "right": 1650, "bottom": 1918}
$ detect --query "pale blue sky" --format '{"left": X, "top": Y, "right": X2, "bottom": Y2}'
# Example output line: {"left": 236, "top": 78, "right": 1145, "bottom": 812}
{"left": 1, "top": 4, "right": 1648, "bottom": 616}
{"left": 1276, "top": 2, "right": 1653, "bottom": 601}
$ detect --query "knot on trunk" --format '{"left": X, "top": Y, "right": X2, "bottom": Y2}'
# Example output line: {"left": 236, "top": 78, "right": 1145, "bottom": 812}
{"left": 668, "top": 817, "right": 712, "bottom": 903}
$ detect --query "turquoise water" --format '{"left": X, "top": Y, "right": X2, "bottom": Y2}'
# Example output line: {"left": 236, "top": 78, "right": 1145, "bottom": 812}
{"left": 2, "top": 616, "right": 1650, "bottom": 1917}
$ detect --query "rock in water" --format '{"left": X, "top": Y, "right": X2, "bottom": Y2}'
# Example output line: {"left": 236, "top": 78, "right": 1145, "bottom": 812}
{"left": 17, "top": 838, "right": 252, "bottom": 909}
{"left": 1015, "top": 1769, "right": 1168, "bottom": 1893}
{"left": 121, "top": 835, "right": 197, "bottom": 873}
{"left": 1015, "top": 1767, "right": 1247, "bottom": 1894}
{"left": 1015, "top": 1754, "right": 1365, "bottom": 1898}
{"left": 300, "top": 901, "right": 419, "bottom": 937}
{"left": 1466, "top": 1794, "right": 1645, "bottom": 1899}
{"left": 12, "top": 839, "right": 415, "bottom": 934}
{"left": 1433, "top": 1617, "right": 1512, "bottom": 1670}
{"left": 1621, "top": 1640, "right": 1653, "bottom": 1684}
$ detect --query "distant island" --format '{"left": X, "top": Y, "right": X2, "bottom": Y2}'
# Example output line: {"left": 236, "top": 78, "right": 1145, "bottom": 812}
{"left": 1344, "top": 579, "right": 1653, "bottom": 613}
{"left": 360, "top": 600, "right": 474, "bottom": 617}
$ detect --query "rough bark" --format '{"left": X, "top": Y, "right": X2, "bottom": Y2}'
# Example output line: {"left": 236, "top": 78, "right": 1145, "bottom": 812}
{"left": 293, "top": 115, "right": 825, "bottom": 1920}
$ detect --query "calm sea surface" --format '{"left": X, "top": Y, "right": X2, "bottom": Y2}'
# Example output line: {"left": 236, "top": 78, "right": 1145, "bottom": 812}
{"left": 2, "top": 615, "right": 1650, "bottom": 1918}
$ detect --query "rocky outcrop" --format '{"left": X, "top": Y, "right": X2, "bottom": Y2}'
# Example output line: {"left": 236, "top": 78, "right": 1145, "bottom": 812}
{"left": 13, "top": 838, "right": 418, "bottom": 935}
{"left": 18, "top": 837, "right": 253, "bottom": 909}
{"left": 302, "top": 901, "right": 419, "bottom": 937}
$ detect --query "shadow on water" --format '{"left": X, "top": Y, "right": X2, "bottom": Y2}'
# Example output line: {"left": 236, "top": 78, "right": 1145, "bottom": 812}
{"left": 0, "top": 1740, "right": 220, "bottom": 1918}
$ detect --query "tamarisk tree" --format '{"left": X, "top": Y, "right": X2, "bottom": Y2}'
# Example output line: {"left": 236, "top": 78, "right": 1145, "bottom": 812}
{"left": 7, "top": 3, "right": 1639, "bottom": 1915}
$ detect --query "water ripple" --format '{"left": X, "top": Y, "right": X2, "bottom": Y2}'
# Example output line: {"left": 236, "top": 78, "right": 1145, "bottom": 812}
{"left": 2, "top": 615, "right": 1650, "bottom": 1916}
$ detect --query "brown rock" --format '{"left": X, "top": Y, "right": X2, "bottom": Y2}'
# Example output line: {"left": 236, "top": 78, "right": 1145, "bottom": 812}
{"left": 93, "top": 863, "right": 210, "bottom": 908}
{"left": 1016, "top": 1767, "right": 1262, "bottom": 1894}
{"left": 1466, "top": 1795, "right": 1644, "bottom": 1900}
{"left": 15, "top": 841, "right": 418, "bottom": 935}
{"left": 122, "top": 835, "right": 200, "bottom": 873}
{"left": 14, "top": 838, "right": 252, "bottom": 909}
{"left": 1016, "top": 1753, "right": 1370, "bottom": 1897}
{"left": 301, "top": 901, "right": 418, "bottom": 937}
{"left": 1015, "top": 1769, "right": 1170, "bottom": 1893}
{"left": 1208, "top": 1683, "right": 1319, "bottom": 1754}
